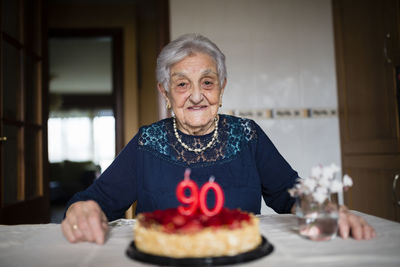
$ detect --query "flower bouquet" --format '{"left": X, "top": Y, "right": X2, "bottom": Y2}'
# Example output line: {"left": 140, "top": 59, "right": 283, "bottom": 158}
{"left": 289, "top": 163, "right": 353, "bottom": 241}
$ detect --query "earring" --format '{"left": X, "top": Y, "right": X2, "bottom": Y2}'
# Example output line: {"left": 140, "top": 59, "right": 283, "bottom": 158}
{"left": 166, "top": 102, "right": 171, "bottom": 109}
{"left": 219, "top": 103, "right": 222, "bottom": 107}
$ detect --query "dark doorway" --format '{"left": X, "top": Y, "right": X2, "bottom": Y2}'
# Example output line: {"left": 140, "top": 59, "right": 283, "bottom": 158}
{"left": 47, "top": 29, "right": 124, "bottom": 222}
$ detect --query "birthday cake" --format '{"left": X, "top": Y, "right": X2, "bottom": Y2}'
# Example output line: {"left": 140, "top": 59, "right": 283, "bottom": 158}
{"left": 134, "top": 207, "right": 261, "bottom": 258}
{"left": 134, "top": 170, "right": 262, "bottom": 258}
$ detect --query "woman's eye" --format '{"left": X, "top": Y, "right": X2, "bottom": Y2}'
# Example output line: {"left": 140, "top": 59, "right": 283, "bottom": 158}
{"left": 178, "top": 82, "right": 186, "bottom": 87}
{"left": 174, "top": 82, "right": 189, "bottom": 92}
{"left": 203, "top": 80, "right": 214, "bottom": 87}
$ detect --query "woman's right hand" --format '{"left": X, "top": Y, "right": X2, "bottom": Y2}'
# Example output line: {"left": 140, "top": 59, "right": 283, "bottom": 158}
{"left": 61, "top": 200, "right": 109, "bottom": 244}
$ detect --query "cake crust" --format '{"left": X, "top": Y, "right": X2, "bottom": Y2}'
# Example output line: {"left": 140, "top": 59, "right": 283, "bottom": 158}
{"left": 134, "top": 208, "right": 261, "bottom": 258}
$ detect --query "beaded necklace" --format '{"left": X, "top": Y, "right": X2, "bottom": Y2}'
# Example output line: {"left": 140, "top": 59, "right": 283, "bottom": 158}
{"left": 173, "top": 116, "right": 219, "bottom": 153}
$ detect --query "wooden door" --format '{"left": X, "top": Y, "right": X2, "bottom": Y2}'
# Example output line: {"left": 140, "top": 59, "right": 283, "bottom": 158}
{"left": 344, "top": 155, "right": 400, "bottom": 221}
{"left": 0, "top": 0, "right": 49, "bottom": 224}
{"left": 333, "top": 0, "right": 400, "bottom": 221}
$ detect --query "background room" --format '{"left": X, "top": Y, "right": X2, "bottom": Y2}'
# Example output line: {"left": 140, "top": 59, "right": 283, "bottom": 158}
{"left": 47, "top": 0, "right": 341, "bottom": 218}
{"left": 0, "top": 0, "right": 398, "bottom": 224}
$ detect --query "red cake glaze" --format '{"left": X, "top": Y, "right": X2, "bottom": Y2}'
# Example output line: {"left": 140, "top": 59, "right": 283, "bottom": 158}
{"left": 139, "top": 208, "right": 251, "bottom": 234}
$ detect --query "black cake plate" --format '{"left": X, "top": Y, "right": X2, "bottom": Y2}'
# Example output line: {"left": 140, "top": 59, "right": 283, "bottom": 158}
{"left": 126, "top": 235, "right": 273, "bottom": 266}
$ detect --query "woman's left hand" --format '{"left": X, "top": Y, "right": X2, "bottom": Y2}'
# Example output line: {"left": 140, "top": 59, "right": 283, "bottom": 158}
{"left": 338, "top": 206, "right": 376, "bottom": 240}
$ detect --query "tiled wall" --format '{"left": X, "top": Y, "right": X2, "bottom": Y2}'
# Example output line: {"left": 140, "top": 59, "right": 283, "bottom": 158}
{"left": 170, "top": 0, "right": 342, "bottom": 211}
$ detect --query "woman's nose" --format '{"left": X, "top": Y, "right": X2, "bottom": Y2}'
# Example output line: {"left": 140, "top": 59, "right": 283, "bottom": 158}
{"left": 189, "top": 85, "right": 203, "bottom": 103}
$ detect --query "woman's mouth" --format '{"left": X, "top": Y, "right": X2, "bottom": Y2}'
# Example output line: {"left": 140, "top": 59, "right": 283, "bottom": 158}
{"left": 187, "top": 105, "right": 208, "bottom": 111}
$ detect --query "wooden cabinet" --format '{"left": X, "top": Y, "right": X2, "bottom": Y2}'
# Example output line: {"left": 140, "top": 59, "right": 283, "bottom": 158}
{"left": 344, "top": 155, "right": 400, "bottom": 221}
{"left": 0, "top": 0, "right": 49, "bottom": 224}
{"left": 333, "top": 0, "right": 400, "bottom": 221}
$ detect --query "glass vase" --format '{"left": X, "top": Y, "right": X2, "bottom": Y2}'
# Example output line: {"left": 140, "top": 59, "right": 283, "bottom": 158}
{"left": 295, "top": 194, "right": 339, "bottom": 241}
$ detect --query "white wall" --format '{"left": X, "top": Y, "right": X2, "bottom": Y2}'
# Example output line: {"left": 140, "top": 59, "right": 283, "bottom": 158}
{"left": 170, "top": 0, "right": 342, "bottom": 211}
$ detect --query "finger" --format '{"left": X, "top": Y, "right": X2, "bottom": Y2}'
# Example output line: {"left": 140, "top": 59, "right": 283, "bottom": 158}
{"left": 86, "top": 200, "right": 108, "bottom": 242}
{"left": 88, "top": 213, "right": 107, "bottom": 244}
{"left": 348, "top": 214, "right": 363, "bottom": 240}
{"left": 65, "top": 213, "right": 86, "bottom": 242}
{"left": 338, "top": 212, "right": 350, "bottom": 239}
{"left": 363, "top": 224, "right": 376, "bottom": 240}
{"left": 101, "top": 213, "right": 109, "bottom": 242}
{"left": 102, "top": 221, "right": 109, "bottom": 234}
{"left": 371, "top": 226, "right": 376, "bottom": 238}
{"left": 101, "top": 213, "right": 109, "bottom": 231}
{"left": 66, "top": 203, "right": 87, "bottom": 241}
{"left": 77, "top": 215, "right": 95, "bottom": 242}
{"left": 61, "top": 220, "right": 77, "bottom": 243}
{"left": 363, "top": 225, "right": 371, "bottom": 240}
{"left": 71, "top": 223, "right": 85, "bottom": 242}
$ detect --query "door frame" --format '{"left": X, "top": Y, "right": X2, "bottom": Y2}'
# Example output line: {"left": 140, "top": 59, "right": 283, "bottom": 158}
{"left": 48, "top": 28, "right": 125, "bottom": 154}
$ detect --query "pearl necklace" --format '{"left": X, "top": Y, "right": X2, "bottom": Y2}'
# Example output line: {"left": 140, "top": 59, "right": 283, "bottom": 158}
{"left": 173, "top": 116, "right": 219, "bottom": 153}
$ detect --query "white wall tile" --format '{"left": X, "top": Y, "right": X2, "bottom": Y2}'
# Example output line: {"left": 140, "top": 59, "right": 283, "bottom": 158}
{"left": 170, "top": 0, "right": 342, "bottom": 211}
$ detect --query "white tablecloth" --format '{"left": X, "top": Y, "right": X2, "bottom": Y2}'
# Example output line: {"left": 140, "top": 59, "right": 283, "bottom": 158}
{"left": 1, "top": 211, "right": 399, "bottom": 267}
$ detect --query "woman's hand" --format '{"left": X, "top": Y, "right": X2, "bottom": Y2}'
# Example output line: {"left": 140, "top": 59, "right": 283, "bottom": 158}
{"left": 61, "top": 200, "right": 109, "bottom": 244}
{"left": 338, "top": 206, "right": 376, "bottom": 240}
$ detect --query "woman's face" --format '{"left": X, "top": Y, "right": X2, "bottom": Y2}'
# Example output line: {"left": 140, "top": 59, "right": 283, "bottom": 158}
{"left": 160, "top": 53, "right": 225, "bottom": 135}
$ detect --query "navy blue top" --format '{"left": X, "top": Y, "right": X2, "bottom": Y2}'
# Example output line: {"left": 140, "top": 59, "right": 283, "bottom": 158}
{"left": 67, "top": 115, "right": 298, "bottom": 221}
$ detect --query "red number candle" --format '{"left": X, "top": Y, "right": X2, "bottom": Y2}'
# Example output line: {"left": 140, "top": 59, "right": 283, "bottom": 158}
{"left": 199, "top": 176, "right": 224, "bottom": 217}
{"left": 176, "top": 169, "right": 199, "bottom": 216}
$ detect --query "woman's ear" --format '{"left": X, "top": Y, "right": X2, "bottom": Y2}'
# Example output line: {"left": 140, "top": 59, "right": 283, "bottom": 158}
{"left": 158, "top": 83, "right": 170, "bottom": 101}
{"left": 157, "top": 83, "right": 168, "bottom": 98}
{"left": 218, "top": 79, "right": 226, "bottom": 108}
{"left": 220, "top": 78, "right": 227, "bottom": 97}
{"left": 158, "top": 83, "right": 171, "bottom": 109}
{"left": 221, "top": 78, "right": 227, "bottom": 90}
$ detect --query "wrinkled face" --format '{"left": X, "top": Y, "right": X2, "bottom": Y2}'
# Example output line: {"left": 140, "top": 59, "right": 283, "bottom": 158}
{"left": 160, "top": 53, "right": 225, "bottom": 135}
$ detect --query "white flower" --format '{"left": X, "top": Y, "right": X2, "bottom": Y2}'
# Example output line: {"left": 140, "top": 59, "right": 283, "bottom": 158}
{"left": 303, "top": 177, "right": 317, "bottom": 192}
{"left": 330, "top": 180, "right": 343, "bottom": 193}
{"left": 318, "top": 176, "right": 331, "bottom": 188}
{"left": 322, "top": 163, "right": 340, "bottom": 180}
{"left": 313, "top": 187, "right": 328, "bottom": 204}
{"left": 343, "top": 174, "right": 353, "bottom": 187}
{"left": 311, "top": 166, "right": 323, "bottom": 178}
{"left": 329, "top": 163, "right": 340, "bottom": 173}
{"left": 288, "top": 164, "right": 354, "bottom": 203}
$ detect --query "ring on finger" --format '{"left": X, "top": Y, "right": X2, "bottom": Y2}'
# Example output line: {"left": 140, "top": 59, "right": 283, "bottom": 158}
{"left": 72, "top": 224, "right": 79, "bottom": 230}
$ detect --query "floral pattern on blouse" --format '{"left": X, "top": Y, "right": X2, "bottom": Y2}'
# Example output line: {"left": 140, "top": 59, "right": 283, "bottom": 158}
{"left": 138, "top": 115, "right": 257, "bottom": 165}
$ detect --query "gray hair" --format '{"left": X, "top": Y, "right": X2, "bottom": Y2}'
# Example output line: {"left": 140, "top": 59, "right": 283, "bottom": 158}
{"left": 156, "top": 33, "right": 227, "bottom": 91}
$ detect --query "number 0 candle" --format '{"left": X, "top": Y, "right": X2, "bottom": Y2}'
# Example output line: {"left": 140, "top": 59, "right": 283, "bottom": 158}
{"left": 199, "top": 176, "right": 224, "bottom": 216}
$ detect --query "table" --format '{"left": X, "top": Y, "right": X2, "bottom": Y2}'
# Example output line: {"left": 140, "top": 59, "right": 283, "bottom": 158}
{"left": 1, "top": 212, "right": 399, "bottom": 267}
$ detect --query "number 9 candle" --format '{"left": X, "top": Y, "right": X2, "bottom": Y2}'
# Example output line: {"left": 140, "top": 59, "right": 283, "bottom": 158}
{"left": 176, "top": 169, "right": 199, "bottom": 216}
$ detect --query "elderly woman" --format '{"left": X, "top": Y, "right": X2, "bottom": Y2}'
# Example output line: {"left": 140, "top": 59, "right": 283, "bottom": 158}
{"left": 61, "top": 33, "right": 375, "bottom": 244}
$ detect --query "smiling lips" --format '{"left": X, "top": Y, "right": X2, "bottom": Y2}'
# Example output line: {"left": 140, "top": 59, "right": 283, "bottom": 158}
{"left": 188, "top": 105, "right": 208, "bottom": 110}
